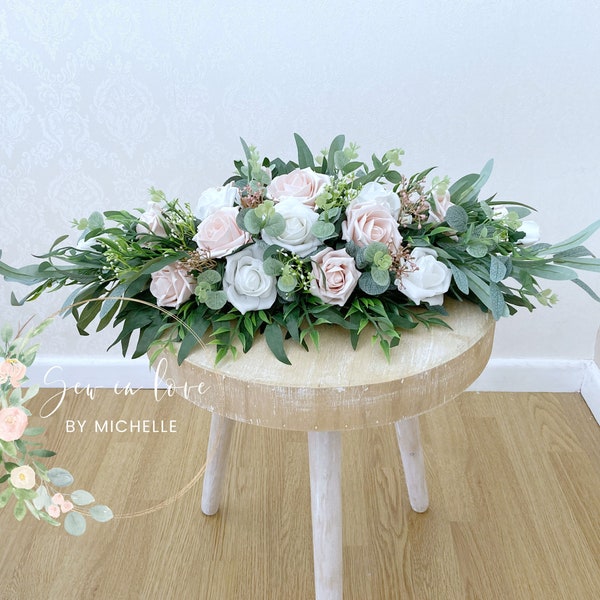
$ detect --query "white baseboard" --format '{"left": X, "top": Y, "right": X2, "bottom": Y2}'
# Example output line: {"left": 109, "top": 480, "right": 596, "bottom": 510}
{"left": 580, "top": 361, "right": 600, "bottom": 425}
{"left": 26, "top": 355, "right": 600, "bottom": 425}
{"left": 467, "top": 358, "right": 588, "bottom": 393}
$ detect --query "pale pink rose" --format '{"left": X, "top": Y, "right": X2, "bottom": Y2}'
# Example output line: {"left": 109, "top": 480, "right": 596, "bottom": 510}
{"left": 309, "top": 248, "right": 361, "bottom": 307}
{"left": 0, "top": 406, "right": 28, "bottom": 442}
{"left": 150, "top": 263, "right": 196, "bottom": 309}
{"left": 267, "top": 168, "right": 330, "bottom": 207}
{"left": 427, "top": 191, "right": 455, "bottom": 224}
{"left": 193, "top": 206, "right": 251, "bottom": 259}
{"left": 136, "top": 202, "right": 167, "bottom": 237}
{"left": 0, "top": 358, "right": 27, "bottom": 387}
{"left": 61, "top": 500, "right": 74, "bottom": 513}
{"left": 47, "top": 504, "right": 61, "bottom": 519}
{"left": 341, "top": 201, "right": 403, "bottom": 249}
{"left": 10, "top": 465, "right": 36, "bottom": 490}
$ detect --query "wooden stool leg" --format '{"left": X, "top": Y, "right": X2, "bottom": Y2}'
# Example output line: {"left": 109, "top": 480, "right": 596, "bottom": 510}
{"left": 395, "top": 416, "right": 429, "bottom": 513}
{"left": 308, "top": 431, "right": 343, "bottom": 600}
{"left": 201, "top": 413, "right": 235, "bottom": 516}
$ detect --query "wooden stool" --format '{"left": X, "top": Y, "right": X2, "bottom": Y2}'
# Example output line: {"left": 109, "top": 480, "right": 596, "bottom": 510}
{"left": 157, "top": 299, "right": 495, "bottom": 599}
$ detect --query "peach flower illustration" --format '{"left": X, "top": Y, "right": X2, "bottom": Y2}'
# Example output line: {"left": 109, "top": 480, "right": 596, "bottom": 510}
{"left": 0, "top": 406, "right": 28, "bottom": 442}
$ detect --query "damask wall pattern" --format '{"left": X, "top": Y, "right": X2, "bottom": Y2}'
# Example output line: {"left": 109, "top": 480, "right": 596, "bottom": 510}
{"left": 1, "top": 1, "right": 599, "bottom": 362}
{"left": 0, "top": 1, "right": 241, "bottom": 356}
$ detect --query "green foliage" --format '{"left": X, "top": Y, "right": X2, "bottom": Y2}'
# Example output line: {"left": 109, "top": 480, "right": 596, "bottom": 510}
{"left": 1, "top": 135, "right": 600, "bottom": 368}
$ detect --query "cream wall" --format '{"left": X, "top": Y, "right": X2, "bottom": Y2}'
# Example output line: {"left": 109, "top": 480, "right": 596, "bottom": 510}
{"left": 1, "top": 1, "right": 599, "bottom": 370}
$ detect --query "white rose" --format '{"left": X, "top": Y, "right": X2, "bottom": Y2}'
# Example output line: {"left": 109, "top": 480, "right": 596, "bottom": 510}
{"left": 261, "top": 197, "right": 320, "bottom": 257}
{"left": 136, "top": 202, "right": 167, "bottom": 237}
{"left": 223, "top": 245, "right": 277, "bottom": 314}
{"left": 396, "top": 247, "right": 451, "bottom": 306}
{"left": 353, "top": 181, "right": 401, "bottom": 220}
{"left": 491, "top": 206, "right": 509, "bottom": 221}
{"left": 10, "top": 465, "right": 36, "bottom": 490}
{"left": 427, "top": 191, "right": 455, "bottom": 224}
{"left": 518, "top": 220, "right": 540, "bottom": 246}
{"left": 194, "top": 184, "right": 240, "bottom": 221}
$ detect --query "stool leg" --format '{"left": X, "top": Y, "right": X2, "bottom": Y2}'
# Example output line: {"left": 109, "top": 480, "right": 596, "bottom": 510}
{"left": 308, "top": 431, "right": 343, "bottom": 600}
{"left": 201, "top": 413, "right": 235, "bottom": 516}
{"left": 395, "top": 416, "right": 429, "bottom": 513}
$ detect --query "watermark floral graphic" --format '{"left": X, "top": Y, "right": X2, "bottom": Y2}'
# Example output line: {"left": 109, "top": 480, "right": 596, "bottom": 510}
{"left": 0, "top": 319, "right": 113, "bottom": 536}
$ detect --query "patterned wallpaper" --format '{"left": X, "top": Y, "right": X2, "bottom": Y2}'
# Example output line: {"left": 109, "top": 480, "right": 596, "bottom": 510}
{"left": 1, "top": 1, "right": 599, "bottom": 362}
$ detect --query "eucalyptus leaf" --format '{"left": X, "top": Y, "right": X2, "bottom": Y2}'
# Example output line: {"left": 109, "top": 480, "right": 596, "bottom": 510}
{"left": 262, "top": 257, "right": 285, "bottom": 276}
{"left": 489, "top": 282, "right": 508, "bottom": 320}
{"left": 327, "top": 135, "right": 345, "bottom": 175}
{"left": 466, "top": 243, "right": 488, "bottom": 258}
{"left": 450, "top": 264, "right": 469, "bottom": 294}
{"left": 573, "top": 278, "right": 600, "bottom": 302}
{"left": 294, "top": 133, "right": 315, "bottom": 169}
{"left": 371, "top": 267, "right": 391, "bottom": 287}
{"left": 205, "top": 291, "right": 227, "bottom": 310}
{"left": 89, "top": 504, "right": 114, "bottom": 522}
{"left": 47, "top": 467, "right": 74, "bottom": 487}
{"left": 197, "top": 270, "right": 221, "bottom": 284}
{"left": 490, "top": 255, "right": 507, "bottom": 283}
{"left": 358, "top": 272, "right": 389, "bottom": 296}
{"left": 445, "top": 205, "right": 469, "bottom": 233}
{"left": 364, "top": 242, "right": 389, "bottom": 263}
{"left": 277, "top": 275, "right": 297, "bottom": 294}
{"left": 539, "top": 219, "right": 600, "bottom": 256}
{"left": 311, "top": 221, "right": 336, "bottom": 240}
{"left": 553, "top": 257, "right": 600, "bottom": 272}
{"left": 70, "top": 489, "right": 96, "bottom": 506}
{"left": 65, "top": 511, "right": 87, "bottom": 535}
{"left": 527, "top": 264, "right": 579, "bottom": 281}
{"left": 263, "top": 213, "right": 286, "bottom": 237}
{"left": 243, "top": 210, "right": 263, "bottom": 234}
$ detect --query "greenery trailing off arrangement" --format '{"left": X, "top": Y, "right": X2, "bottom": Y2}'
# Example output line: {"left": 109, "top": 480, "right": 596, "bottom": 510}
{"left": 1, "top": 134, "right": 599, "bottom": 365}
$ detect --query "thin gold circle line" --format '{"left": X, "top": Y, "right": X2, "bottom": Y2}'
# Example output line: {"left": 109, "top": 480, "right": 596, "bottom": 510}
{"left": 24, "top": 294, "right": 213, "bottom": 519}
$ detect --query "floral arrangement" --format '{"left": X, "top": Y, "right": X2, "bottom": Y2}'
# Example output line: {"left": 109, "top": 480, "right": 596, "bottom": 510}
{"left": 0, "top": 319, "right": 112, "bottom": 535}
{"left": 1, "top": 135, "right": 599, "bottom": 364}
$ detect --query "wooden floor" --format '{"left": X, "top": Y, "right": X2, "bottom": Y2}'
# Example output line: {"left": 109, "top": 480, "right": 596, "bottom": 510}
{"left": 1, "top": 389, "right": 599, "bottom": 599}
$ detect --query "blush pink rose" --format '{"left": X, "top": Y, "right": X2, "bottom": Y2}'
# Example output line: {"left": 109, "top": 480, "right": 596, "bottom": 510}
{"left": 136, "top": 202, "right": 167, "bottom": 237}
{"left": 309, "top": 248, "right": 361, "bottom": 307}
{"left": 267, "top": 168, "right": 330, "bottom": 207}
{"left": 47, "top": 504, "right": 61, "bottom": 519}
{"left": 150, "top": 263, "right": 196, "bottom": 309}
{"left": 0, "top": 406, "right": 28, "bottom": 442}
{"left": 61, "top": 500, "right": 74, "bottom": 513}
{"left": 0, "top": 358, "right": 27, "bottom": 387}
{"left": 192, "top": 206, "right": 251, "bottom": 258}
{"left": 341, "top": 201, "right": 403, "bottom": 249}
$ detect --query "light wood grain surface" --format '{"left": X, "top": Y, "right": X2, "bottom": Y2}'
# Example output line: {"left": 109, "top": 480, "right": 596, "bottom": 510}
{"left": 160, "top": 299, "right": 495, "bottom": 431}
{"left": 1, "top": 389, "right": 599, "bottom": 599}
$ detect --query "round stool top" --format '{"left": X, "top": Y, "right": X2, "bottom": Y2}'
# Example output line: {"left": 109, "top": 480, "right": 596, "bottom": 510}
{"left": 157, "top": 299, "right": 495, "bottom": 431}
